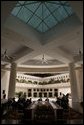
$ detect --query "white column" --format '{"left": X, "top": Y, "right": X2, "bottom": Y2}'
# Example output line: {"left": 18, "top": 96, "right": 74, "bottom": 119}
{"left": 8, "top": 62, "right": 17, "bottom": 98}
{"left": 37, "top": 91, "right": 39, "bottom": 98}
{"left": 69, "top": 63, "right": 79, "bottom": 111}
{"left": 47, "top": 92, "right": 49, "bottom": 98}
{"left": 75, "top": 68, "right": 83, "bottom": 102}
{"left": 52, "top": 88, "right": 54, "bottom": 98}
{"left": 32, "top": 88, "right": 33, "bottom": 98}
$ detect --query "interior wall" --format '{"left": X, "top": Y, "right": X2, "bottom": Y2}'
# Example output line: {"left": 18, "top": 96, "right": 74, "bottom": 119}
{"left": 15, "top": 87, "right": 27, "bottom": 94}
{"left": 1, "top": 70, "right": 10, "bottom": 99}
{"left": 15, "top": 86, "right": 71, "bottom": 96}
{"left": 58, "top": 87, "right": 71, "bottom": 96}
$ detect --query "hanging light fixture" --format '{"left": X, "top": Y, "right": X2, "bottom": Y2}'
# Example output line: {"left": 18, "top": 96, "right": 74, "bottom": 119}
{"left": 41, "top": 54, "right": 48, "bottom": 64}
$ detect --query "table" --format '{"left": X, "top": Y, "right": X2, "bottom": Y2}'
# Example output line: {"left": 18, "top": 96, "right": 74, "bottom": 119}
{"left": 49, "top": 101, "right": 63, "bottom": 121}
{"left": 25, "top": 101, "right": 63, "bottom": 121}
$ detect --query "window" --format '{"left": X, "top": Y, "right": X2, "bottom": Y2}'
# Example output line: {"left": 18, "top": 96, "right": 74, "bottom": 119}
{"left": 28, "top": 89, "right": 31, "bottom": 91}
{"left": 34, "top": 93, "right": 37, "bottom": 97}
{"left": 41, "top": 89, "right": 43, "bottom": 91}
{"left": 28, "top": 93, "right": 31, "bottom": 97}
{"left": 44, "top": 93, "right": 47, "bottom": 97}
{"left": 37, "top": 89, "right": 39, "bottom": 91}
{"left": 54, "top": 89, "right": 58, "bottom": 91}
{"left": 39, "top": 93, "right": 42, "bottom": 97}
{"left": 54, "top": 92, "right": 58, "bottom": 97}
{"left": 49, "top": 92, "right": 52, "bottom": 97}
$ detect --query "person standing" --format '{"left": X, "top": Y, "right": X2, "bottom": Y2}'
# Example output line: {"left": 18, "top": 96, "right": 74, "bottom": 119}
{"left": 2, "top": 90, "right": 6, "bottom": 99}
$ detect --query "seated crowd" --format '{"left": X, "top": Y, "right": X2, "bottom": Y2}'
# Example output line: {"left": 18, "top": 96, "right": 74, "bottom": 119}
{"left": 1, "top": 97, "right": 32, "bottom": 118}
{"left": 1, "top": 92, "right": 70, "bottom": 124}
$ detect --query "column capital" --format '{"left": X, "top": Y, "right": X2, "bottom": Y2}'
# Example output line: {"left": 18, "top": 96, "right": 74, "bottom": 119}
{"left": 68, "top": 62, "right": 75, "bottom": 66}
{"left": 11, "top": 61, "right": 17, "bottom": 65}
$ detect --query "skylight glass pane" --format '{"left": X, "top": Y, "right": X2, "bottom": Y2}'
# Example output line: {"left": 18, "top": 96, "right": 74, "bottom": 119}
{"left": 60, "top": 1, "right": 67, "bottom": 4}
{"left": 64, "top": 6, "right": 74, "bottom": 15}
{"left": 37, "top": 23, "right": 43, "bottom": 32}
{"left": 59, "top": 1, "right": 70, "bottom": 7}
{"left": 11, "top": 1, "right": 75, "bottom": 33}
{"left": 15, "top": 2, "right": 21, "bottom": 7}
{"left": 19, "top": 1, "right": 25, "bottom": 4}
{"left": 53, "top": 8, "right": 63, "bottom": 22}
{"left": 44, "top": 15, "right": 57, "bottom": 28}
{"left": 17, "top": 6, "right": 32, "bottom": 23}
{"left": 46, "top": 3, "right": 60, "bottom": 13}
{"left": 25, "top": 3, "right": 40, "bottom": 13}
{"left": 37, "top": 22, "right": 48, "bottom": 33}
{"left": 35, "top": 4, "right": 43, "bottom": 19}
{"left": 43, "top": 4, "right": 51, "bottom": 18}
{"left": 25, "top": 1, "right": 37, "bottom": 4}
{"left": 43, "top": 23, "right": 49, "bottom": 32}
{"left": 28, "top": 15, "right": 42, "bottom": 28}
{"left": 11, "top": 6, "right": 21, "bottom": 16}
{"left": 57, "top": 6, "right": 68, "bottom": 19}
{"left": 49, "top": 1, "right": 60, "bottom": 4}
{"left": 35, "top": 4, "right": 51, "bottom": 20}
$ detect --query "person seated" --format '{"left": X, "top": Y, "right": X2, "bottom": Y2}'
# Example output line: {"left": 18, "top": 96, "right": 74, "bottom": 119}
{"left": 3, "top": 94, "right": 6, "bottom": 99}
{"left": 11, "top": 97, "right": 18, "bottom": 110}
{"left": 59, "top": 92, "right": 63, "bottom": 99}
{"left": 61, "top": 94, "right": 69, "bottom": 109}
{"left": 29, "top": 98, "right": 32, "bottom": 104}
{"left": 56, "top": 97, "right": 61, "bottom": 106}
{"left": 45, "top": 98, "right": 49, "bottom": 102}
{"left": 38, "top": 98, "right": 42, "bottom": 101}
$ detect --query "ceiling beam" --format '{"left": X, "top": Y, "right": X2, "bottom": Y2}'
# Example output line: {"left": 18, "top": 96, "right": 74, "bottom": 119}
{"left": 3, "top": 15, "right": 42, "bottom": 49}
{"left": 1, "top": 65, "right": 83, "bottom": 73}
{"left": 45, "top": 49, "right": 73, "bottom": 64}
{"left": 15, "top": 50, "right": 42, "bottom": 64}
{"left": 1, "top": 66, "right": 69, "bottom": 73}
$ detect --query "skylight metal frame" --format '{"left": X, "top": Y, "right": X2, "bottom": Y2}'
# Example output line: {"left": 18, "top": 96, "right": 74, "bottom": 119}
{"left": 59, "top": 1, "right": 70, "bottom": 16}
{"left": 11, "top": 1, "right": 74, "bottom": 33}
{"left": 47, "top": 1, "right": 70, "bottom": 7}
{"left": 26, "top": 2, "right": 42, "bottom": 23}
{"left": 24, "top": 5, "right": 50, "bottom": 29}
{"left": 44, "top": 3, "right": 59, "bottom": 23}
{"left": 16, "top": 1, "right": 39, "bottom": 7}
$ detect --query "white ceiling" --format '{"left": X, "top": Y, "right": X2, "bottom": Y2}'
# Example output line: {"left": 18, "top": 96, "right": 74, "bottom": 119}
{"left": 1, "top": 1, "right": 83, "bottom": 68}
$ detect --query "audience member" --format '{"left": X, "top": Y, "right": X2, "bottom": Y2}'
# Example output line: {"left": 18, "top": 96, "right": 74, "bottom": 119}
{"left": 3, "top": 94, "right": 6, "bottom": 99}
